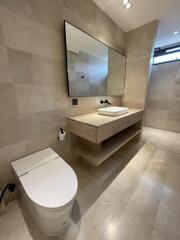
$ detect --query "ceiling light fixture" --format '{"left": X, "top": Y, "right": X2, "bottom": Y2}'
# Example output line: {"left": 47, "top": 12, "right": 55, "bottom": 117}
{"left": 122, "top": 0, "right": 132, "bottom": 9}
{"left": 125, "top": 2, "right": 132, "bottom": 9}
{"left": 174, "top": 31, "right": 179, "bottom": 35}
{"left": 123, "top": 0, "right": 129, "bottom": 5}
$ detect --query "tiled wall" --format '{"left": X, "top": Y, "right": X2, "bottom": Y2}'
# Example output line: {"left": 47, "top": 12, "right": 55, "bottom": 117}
{"left": 0, "top": 0, "right": 125, "bottom": 189}
{"left": 121, "top": 21, "right": 158, "bottom": 109}
{"left": 145, "top": 61, "right": 180, "bottom": 132}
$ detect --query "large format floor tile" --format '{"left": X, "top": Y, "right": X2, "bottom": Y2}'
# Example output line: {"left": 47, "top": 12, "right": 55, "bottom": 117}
{"left": 1, "top": 128, "right": 180, "bottom": 240}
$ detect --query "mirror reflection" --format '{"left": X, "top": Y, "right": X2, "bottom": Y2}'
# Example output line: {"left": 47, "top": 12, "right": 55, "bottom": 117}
{"left": 65, "top": 22, "right": 126, "bottom": 97}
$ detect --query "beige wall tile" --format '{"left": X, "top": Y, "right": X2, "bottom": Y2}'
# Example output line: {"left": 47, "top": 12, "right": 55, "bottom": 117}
{"left": 32, "top": 55, "right": 66, "bottom": 86}
{"left": 0, "top": 83, "right": 18, "bottom": 118}
{"left": 145, "top": 61, "right": 180, "bottom": 132}
{"left": 8, "top": 48, "right": 33, "bottom": 84}
{"left": 0, "top": 5, "right": 63, "bottom": 60}
{"left": 0, "top": 0, "right": 125, "bottom": 187}
{"left": 0, "top": 46, "right": 12, "bottom": 83}
{"left": 63, "top": 0, "right": 96, "bottom": 28}
{"left": 0, "top": 23, "right": 4, "bottom": 45}
{"left": 27, "top": 0, "right": 63, "bottom": 31}
{"left": 14, "top": 84, "right": 42, "bottom": 114}
{"left": 121, "top": 21, "right": 158, "bottom": 109}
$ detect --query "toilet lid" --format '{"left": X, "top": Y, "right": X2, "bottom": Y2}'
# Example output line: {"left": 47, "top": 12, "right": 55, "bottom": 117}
{"left": 19, "top": 157, "right": 78, "bottom": 208}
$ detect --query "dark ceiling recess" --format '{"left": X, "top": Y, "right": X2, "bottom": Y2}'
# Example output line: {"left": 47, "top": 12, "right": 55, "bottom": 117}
{"left": 154, "top": 44, "right": 180, "bottom": 57}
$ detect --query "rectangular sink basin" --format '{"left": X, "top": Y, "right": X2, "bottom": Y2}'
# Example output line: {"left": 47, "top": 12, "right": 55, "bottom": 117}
{"left": 97, "top": 106, "right": 128, "bottom": 117}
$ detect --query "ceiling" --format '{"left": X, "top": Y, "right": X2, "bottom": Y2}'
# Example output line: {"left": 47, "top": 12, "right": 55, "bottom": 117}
{"left": 93, "top": 0, "right": 180, "bottom": 48}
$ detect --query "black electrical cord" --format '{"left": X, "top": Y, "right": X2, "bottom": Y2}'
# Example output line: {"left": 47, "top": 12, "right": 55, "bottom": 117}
{"left": 0, "top": 183, "right": 16, "bottom": 204}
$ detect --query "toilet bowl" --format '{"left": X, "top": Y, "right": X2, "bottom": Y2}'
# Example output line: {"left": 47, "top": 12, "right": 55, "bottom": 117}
{"left": 11, "top": 148, "right": 78, "bottom": 236}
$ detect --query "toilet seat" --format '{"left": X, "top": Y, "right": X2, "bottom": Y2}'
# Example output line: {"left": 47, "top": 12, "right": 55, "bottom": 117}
{"left": 20, "top": 158, "right": 78, "bottom": 208}
{"left": 12, "top": 148, "right": 78, "bottom": 209}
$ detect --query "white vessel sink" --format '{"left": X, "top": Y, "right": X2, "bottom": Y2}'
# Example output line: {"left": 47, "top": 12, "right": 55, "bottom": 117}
{"left": 97, "top": 106, "right": 129, "bottom": 117}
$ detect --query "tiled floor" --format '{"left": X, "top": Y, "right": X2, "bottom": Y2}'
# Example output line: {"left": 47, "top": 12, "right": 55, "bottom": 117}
{"left": 0, "top": 127, "right": 180, "bottom": 240}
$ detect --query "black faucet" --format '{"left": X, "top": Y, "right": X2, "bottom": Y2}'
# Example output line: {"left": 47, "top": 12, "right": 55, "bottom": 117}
{"left": 100, "top": 99, "right": 111, "bottom": 107}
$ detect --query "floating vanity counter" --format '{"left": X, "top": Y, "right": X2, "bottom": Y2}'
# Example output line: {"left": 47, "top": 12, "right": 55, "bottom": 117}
{"left": 68, "top": 109, "right": 143, "bottom": 167}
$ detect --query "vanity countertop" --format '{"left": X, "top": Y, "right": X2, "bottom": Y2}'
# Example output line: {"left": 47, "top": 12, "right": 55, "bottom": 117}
{"left": 69, "top": 108, "right": 143, "bottom": 127}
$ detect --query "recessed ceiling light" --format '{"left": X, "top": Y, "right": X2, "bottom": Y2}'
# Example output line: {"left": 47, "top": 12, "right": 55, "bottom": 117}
{"left": 174, "top": 31, "right": 179, "bottom": 35}
{"left": 125, "top": 2, "right": 132, "bottom": 9}
{"left": 123, "top": 0, "right": 129, "bottom": 5}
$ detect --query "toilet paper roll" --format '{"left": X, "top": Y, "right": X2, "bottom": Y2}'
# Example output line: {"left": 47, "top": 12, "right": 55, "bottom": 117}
{"left": 58, "top": 131, "right": 66, "bottom": 141}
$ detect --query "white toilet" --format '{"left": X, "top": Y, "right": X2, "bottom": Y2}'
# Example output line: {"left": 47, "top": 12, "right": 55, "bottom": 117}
{"left": 11, "top": 148, "right": 78, "bottom": 236}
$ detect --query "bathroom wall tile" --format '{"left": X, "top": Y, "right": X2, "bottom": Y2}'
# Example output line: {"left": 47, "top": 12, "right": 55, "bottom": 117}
{"left": 0, "top": 84, "right": 20, "bottom": 146}
{"left": 37, "top": 85, "right": 68, "bottom": 112}
{"left": 167, "top": 111, "right": 180, "bottom": 122}
{"left": 0, "top": 141, "right": 27, "bottom": 187}
{"left": 165, "top": 120, "right": 180, "bottom": 133}
{"left": 25, "top": 132, "right": 57, "bottom": 155}
{"left": 0, "top": 0, "right": 35, "bottom": 20}
{"left": 175, "top": 62, "right": 180, "bottom": 79}
{"left": 0, "top": 5, "right": 63, "bottom": 61}
{"left": 63, "top": 0, "right": 96, "bottom": 28}
{"left": 18, "top": 113, "right": 41, "bottom": 141}
{"left": 63, "top": 6, "right": 95, "bottom": 38}
{"left": 8, "top": 48, "right": 33, "bottom": 84}
{"left": 115, "top": 26, "right": 126, "bottom": 54}
{"left": 151, "top": 62, "right": 177, "bottom": 89}
{"left": 122, "top": 88, "right": 147, "bottom": 109}
{"left": 0, "top": 116, "right": 21, "bottom": 148}
{"left": 95, "top": 8, "right": 118, "bottom": 49}
{"left": 126, "top": 20, "right": 157, "bottom": 58}
{"left": 27, "top": 0, "right": 63, "bottom": 31}
{"left": 0, "top": 0, "right": 125, "bottom": 187}
{"left": 39, "top": 110, "right": 67, "bottom": 136}
{"left": 173, "top": 83, "right": 180, "bottom": 98}
{"left": 145, "top": 109, "right": 168, "bottom": 121}
{"left": 122, "top": 21, "right": 157, "bottom": 109}
{"left": 125, "top": 58, "right": 150, "bottom": 90}
{"left": 0, "top": 0, "right": 63, "bottom": 32}
{"left": 145, "top": 61, "right": 180, "bottom": 131}
{"left": 149, "top": 87, "right": 172, "bottom": 101}
{"left": 144, "top": 118, "right": 167, "bottom": 131}
{"left": 146, "top": 100, "right": 169, "bottom": 110}
{"left": 0, "top": 46, "right": 12, "bottom": 83}
{"left": 0, "top": 23, "right": 5, "bottom": 45}
{"left": 14, "top": 84, "right": 42, "bottom": 114}
{"left": 0, "top": 83, "right": 18, "bottom": 118}
{"left": 32, "top": 55, "right": 66, "bottom": 86}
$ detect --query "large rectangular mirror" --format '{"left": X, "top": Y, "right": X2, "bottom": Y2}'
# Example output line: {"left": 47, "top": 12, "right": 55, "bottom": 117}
{"left": 65, "top": 21, "right": 126, "bottom": 97}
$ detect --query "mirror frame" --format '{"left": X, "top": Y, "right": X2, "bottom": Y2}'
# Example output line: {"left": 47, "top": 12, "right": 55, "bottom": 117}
{"left": 64, "top": 20, "right": 126, "bottom": 97}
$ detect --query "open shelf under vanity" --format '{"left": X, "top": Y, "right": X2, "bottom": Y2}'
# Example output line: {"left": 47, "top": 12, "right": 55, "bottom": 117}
{"left": 68, "top": 109, "right": 143, "bottom": 167}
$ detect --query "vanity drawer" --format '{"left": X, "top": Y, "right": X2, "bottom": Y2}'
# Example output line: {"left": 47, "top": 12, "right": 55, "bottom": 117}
{"left": 69, "top": 119, "right": 97, "bottom": 143}
{"left": 97, "top": 111, "right": 143, "bottom": 143}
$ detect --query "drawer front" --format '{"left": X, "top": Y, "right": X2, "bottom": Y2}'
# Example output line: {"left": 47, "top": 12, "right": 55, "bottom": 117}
{"left": 97, "top": 111, "right": 143, "bottom": 143}
{"left": 69, "top": 119, "right": 97, "bottom": 143}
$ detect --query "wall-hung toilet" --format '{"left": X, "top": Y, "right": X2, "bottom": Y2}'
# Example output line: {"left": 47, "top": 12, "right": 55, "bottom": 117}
{"left": 11, "top": 148, "right": 78, "bottom": 236}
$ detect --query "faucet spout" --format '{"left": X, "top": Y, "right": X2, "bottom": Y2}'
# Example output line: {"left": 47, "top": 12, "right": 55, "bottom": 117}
{"left": 100, "top": 99, "right": 111, "bottom": 107}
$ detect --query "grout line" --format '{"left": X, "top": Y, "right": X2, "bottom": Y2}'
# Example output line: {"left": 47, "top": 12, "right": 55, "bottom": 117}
{"left": 156, "top": 145, "right": 180, "bottom": 155}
